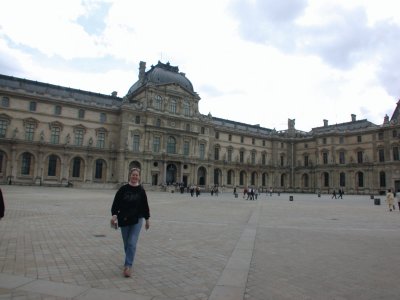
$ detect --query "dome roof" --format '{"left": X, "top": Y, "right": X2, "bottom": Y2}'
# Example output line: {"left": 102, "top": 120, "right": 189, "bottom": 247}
{"left": 126, "top": 61, "right": 194, "bottom": 96}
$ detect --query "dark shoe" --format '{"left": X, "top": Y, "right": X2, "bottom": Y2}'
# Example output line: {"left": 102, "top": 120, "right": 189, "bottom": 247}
{"left": 123, "top": 267, "right": 131, "bottom": 277}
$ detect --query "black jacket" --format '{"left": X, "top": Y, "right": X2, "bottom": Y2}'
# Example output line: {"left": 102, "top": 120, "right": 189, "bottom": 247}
{"left": 111, "top": 184, "right": 150, "bottom": 226}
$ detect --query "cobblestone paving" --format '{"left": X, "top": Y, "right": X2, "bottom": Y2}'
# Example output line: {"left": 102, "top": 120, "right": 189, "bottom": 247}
{"left": 1, "top": 186, "right": 399, "bottom": 299}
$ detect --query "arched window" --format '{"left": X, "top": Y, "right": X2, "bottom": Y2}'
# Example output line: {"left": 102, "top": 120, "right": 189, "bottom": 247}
{"left": 72, "top": 157, "right": 82, "bottom": 178}
{"left": 47, "top": 155, "right": 58, "bottom": 176}
{"left": 21, "top": 152, "right": 33, "bottom": 175}
{"left": 95, "top": 159, "right": 106, "bottom": 180}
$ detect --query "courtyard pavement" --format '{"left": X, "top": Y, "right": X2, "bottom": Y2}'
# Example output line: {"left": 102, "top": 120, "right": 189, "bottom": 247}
{"left": 0, "top": 185, "right": 399, "bottom": 300}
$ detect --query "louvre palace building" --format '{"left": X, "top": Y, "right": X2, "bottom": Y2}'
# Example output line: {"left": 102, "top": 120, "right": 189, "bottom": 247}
{"left": 0, "top": 61, "right": 400, "bottom": 194}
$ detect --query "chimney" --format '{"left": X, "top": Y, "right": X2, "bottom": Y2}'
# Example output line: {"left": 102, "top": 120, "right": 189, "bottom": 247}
{"left": 111, "top": 91, "right": 117, "bottom": 97}
{"left": 323, "top": 119, "right": 328, "bottom": 127}
{"left": 351, "top": 114, "right": 356, "bottom": 122}
{"left": 139, "top": 61, "right": 146, "bottom": 81}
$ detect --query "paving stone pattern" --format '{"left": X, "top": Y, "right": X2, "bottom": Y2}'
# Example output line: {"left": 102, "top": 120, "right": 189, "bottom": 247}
{"left": 0, "top": 186, "right": 399, "bottom": 300}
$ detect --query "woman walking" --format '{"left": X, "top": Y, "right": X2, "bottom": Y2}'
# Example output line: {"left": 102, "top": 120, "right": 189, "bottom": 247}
{"left": 111, "top": 168, "right": 150, "bottom": 277}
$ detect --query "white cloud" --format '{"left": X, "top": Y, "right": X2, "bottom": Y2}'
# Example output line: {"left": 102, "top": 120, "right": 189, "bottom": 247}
{"left": 0, "top": 0, "right": 398, "bottom": 131}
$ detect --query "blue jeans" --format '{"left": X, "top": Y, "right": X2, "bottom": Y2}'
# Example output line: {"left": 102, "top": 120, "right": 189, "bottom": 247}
{"left": 120, "top": 218, "right": 143, "bottom": 267}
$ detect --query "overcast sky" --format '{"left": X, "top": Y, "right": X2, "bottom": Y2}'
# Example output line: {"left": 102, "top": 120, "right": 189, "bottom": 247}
{"left": 1, "top": 0, "right": 399, "bottom": 131}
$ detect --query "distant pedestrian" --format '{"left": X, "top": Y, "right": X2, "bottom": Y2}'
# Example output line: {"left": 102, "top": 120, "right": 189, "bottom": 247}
{"left": 396, "top": 189, "right": 400, "bottom": 211}
{"left": 386, "top": 189, "right": 395, "bottom": 212}
{"left": 338, "top": 189, "right": 343, "bottom": 199}
{"left": 0, "top": 187, "right": 4, "bottom": 219}
{"left": 331, "top": 190, "right": 337, "bottom": 199}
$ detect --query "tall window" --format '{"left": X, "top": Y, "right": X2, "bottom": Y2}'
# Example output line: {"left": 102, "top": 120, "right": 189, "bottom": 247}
{"left": 0, "top": 119, "right": 8, "bottom": 138}
{"left": 154, "top": 95, "right": 162, "bottom": 110}
{"left": 156, "top": 118, "right": 161, "bottom": 127}
{"left": 135, "top": 116, "right": 140, "bottom": 124}
{"left": 170, "top": 99, "right": 177, "bottom": 114}
{"left": 78, "top": 109, "right": 85, "bottom": 119}
{"left": 21, "top": 152, "right": 32, "bottom": 175}
{"left": 378, "top": 149, "right": 385, "bottom": 162}
{"left": 183, "top": 102, "right": 190, "bottom": 116}
{"left": 304, "top": 155, "right": 309, "bottom": 167}
{"left": 199, "top": 143, "right": 205, "bottom": 160}
{"left": 240, "top": 151, "right": 244, "bottom": 163}
{"left": 50, "top": 127, "right": 60, "bottom": 144}
{"left": 133, "top": 134, "right": 140, "bottom": 152}
{"left": 186, "top": 123, "right": 190, "bottom": 132}
{"left": 74, "top": 129, "right": 84, "bottom": 146}
{"left": 262, "top": 154, "right": 266, "bottom": 165}
{"left": 153, "top": 136, "right": 160, "bottom": 153}
{"left": 229, "top": 134, "right": 232, "bottom": 141}
{"left": 357, "top": 151, "right": 363, "bottom": 163}
{"left": 251, "top": 152, "right": 256, "bottom": 164}
{"left": 214, "top": 147, "right": 219, "bottom": 160}
{"left": 97, "top": 131, "right": 105, "bottom": 148}
{"left": 100, "top": 113, "right": 106, "bottom": 123}
{"left": 227, "top": 170, "right": 233, "bottom": 185}
{"left": 47, "top": 155, "right": 58, "bottom": 176}
{"left": 323, "top": 152, "right": 328, "bottom": 164}
{"left": 167, "top": 136, "right": 176, "bottom": 154}
{"left": 357, "top": 136, "right": 362, "bottom": 143}
{"left": 339, "top": 136, "right": 344, "bottom": 144}
{"left": 280, "top": 155, "right": 284, "bottom": 166}
{"left": 183, "top": 141, "right": 190, "bottom": 156}
{"left": 393, "top": 146, "right": 399, "bottom": 161}
{"left": 25, "top": 123, "right": 35, "bottom": 141}
{"left": 339, "top": 151, "right": 345, "bottom": 164}
{"left": 228, "top": 149, "right": 232, "bottom": 162}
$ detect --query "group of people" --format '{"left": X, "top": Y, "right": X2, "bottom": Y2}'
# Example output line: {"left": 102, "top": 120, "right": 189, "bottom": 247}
{"left": 331, "top": 189, "right": 345, "bottom": 199}
{"left": 243, "top": 187, "right": 258, "bottom": 200}
{"left": 386, "top": 189, "right": 400, "bottom": 212}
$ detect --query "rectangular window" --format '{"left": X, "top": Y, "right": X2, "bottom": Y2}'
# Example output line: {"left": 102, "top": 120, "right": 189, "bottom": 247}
{"left": 378, "top": 132, "right": 384, "bottom": 140}
{"left": 153, "top": 137, "right": 160, "bottom": 153}
{"left": 252, "top": 138, "right": 255, "bottom": 145}
{"left": 97, "top": 131, "right": 105, "bottom": 148}
{"left": 75, "top": 129, "right": 84, "bottom": 146}
{"left": 201, "top": 127, "right": 205, "bottom": 134}
{"left": 95, "top": 160, "right": 103, "bottom": 179}
{"left": 379, "top": 149, "right": 385, "bottom": 162}
{"left": 50, "top": 127, "right": 60, "bottom": 144}
{"left": 133, "top": 134, "right": 140, "bottom": 152}
{"left": 183, "top": 102, "right": 190, "bottom": 116}
{"left": 323, "top": 138, "right": 327, "bottom": 144}
{"left": 241, "top": 136, "right": 244, "bottom": 143}
{"left": 339, "top": 136, "right": 344, "bottom": 144}
{"left": 214, "top": 147, "right": 219, "bottom": 160}
{"left": 183, "top": 141, "right": 190, "bottom": 156}
{"left": 357, "top": 151, "right": 363, "bottom": 163}
{"left": 280, "top": 155, "right": 284, "bottom": 166}
{"left": 304, "top": 155, "right": 309, "bottom": 167}
{"left": 357, "top": 135, "right": 362, "bottom": 143}
{"left": 54, "top": 105, "right": 62, "bottom": 115}
{"left": 29, "top": 101, "right": 37, "bottom": 111}
{"left": 228, "top": 149, "right": 232, "bottom": 162}
{"left": 100, "top": 113, "right": 107, "bottom": 123}
{"left": 262, "top": 154, "right": 266, "bottom": 165}
{"left": 240, "top": 151, "right": 244, "bottom": 163}
{"left": 199, "top": 143, "right": 205, "bottom": 160}
{"left": 2, "top": 96, "right": 10, "bottom": 107}
{"left": 21, "top": 153, "right": 31, "bottom": 175}
{"left": 78, "top": 109, "right": 85, "bottom": 119}
{"left": 170, "top": 100, "right": 177, "bottom": 113}
{"left": 135, "top": 116, "right": 140, "bottom": 124}
{"left": 229, "top": 134, "right": 232, "bottom": 142}
{"left": 215, "top": 131, "right": 219, "bottom": 139}
{"left": 0, "top": 119, "right": 7, "bottom": 137}
{"left": 25, "top": 123, "right": 35, "bottom": 141}
{"left": 393, "top": 147, "right": 399, "bottom": 161}
{"left": 323, "top": 152, "right": 328, "bottom": 164}
{"left": 339, "top": 152, "right": 345, "bottom": 164}
{"left": 251, "top": 152, "right": 256, "bottom": 164}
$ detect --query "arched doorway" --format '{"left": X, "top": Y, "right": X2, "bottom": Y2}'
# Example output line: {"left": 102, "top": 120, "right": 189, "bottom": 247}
{"left": 166, "top": 163, "right": 177, "bottom": 184}
{"left": 198, "top": 166, "right": 206, "bottom": 186}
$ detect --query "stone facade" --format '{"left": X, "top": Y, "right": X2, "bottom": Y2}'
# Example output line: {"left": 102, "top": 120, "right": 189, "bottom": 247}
{"left": 1, "top": 61, "right": 400, "bottom": 194}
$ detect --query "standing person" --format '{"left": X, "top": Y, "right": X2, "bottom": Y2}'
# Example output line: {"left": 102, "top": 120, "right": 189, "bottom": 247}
{"left": 0, "top": 187, "right": 4, "bottom": 219}
{"left": 111, "top": 168, "right": 150, "bottom": 278}
{"left": 386, "top": 189, "right": 395, "bottom": 212}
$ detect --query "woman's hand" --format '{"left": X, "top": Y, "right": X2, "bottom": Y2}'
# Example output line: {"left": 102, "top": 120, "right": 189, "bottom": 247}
{"left": 145, "top": 219, "right": 150, "bottom": 230}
